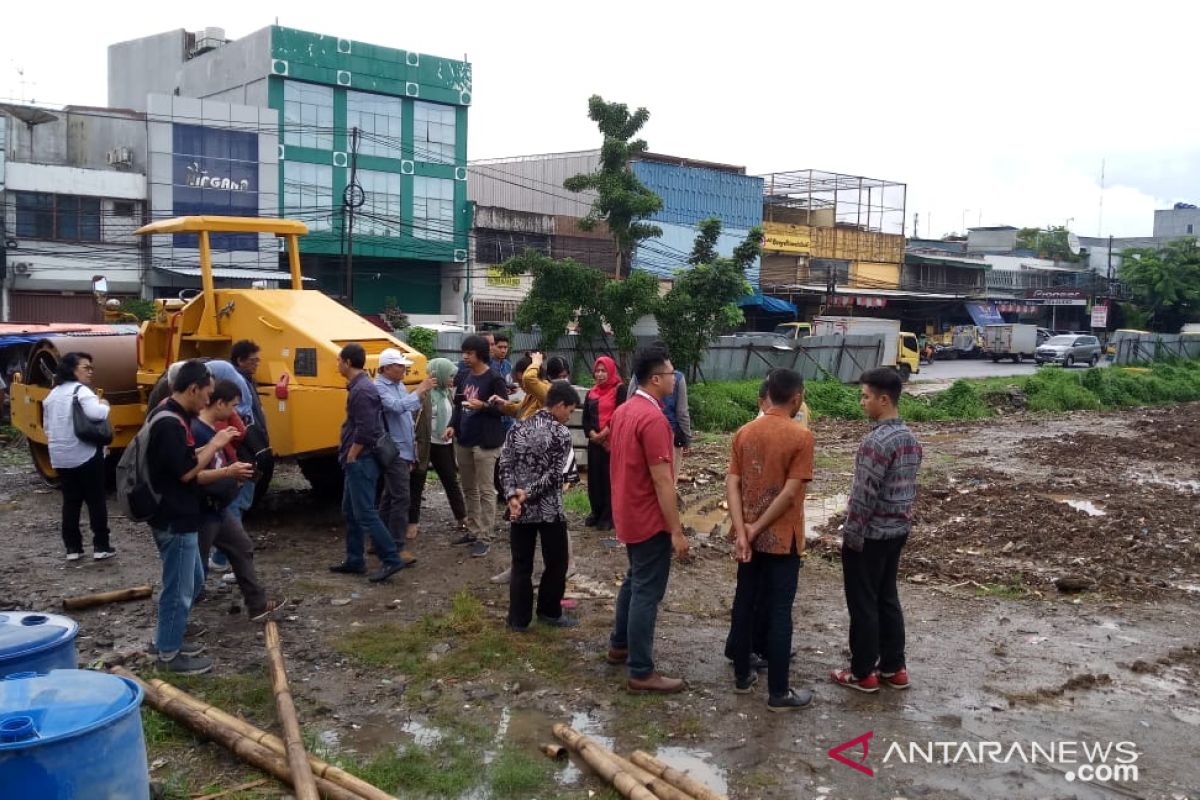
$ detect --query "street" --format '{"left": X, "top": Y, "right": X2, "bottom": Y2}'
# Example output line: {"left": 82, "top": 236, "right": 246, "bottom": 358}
{"left": 911, "top": 356, "right": 1109, "bottom": 384}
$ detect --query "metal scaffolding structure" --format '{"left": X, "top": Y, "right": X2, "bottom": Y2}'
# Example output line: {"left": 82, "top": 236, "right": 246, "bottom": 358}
{"left": 760, "top": 169, "right": 907, "bottom": 235}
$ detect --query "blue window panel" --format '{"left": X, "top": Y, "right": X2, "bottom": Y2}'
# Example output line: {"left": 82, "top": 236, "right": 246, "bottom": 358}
{"left": 630, "top": 161, "right": 764, "bottom": 230}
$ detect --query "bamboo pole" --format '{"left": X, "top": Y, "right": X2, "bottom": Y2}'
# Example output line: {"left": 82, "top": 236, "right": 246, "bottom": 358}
{"left": 551, "top": 724, "right": 661, "bottom": 800}
{"left": 62, "top": 584, "right": 152, "bottom": 610}
{"left": 553, "top": 724, "right": 696, "bottom": 800}
{"left": 112, "top": 668, "right": 365, "bottom": 800}
{"left": 145, "top": 678, "right": 396, "bottom": 800}
{"left": 631, "top": 751, "right": 727, "bottom": 800}
{"left": 264, "top": 620, "right": 319, "bottom": 800}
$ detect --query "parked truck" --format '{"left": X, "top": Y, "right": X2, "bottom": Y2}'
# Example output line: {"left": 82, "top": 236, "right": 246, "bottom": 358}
{"left": 983, "top": 323, "right": 1039, "bottom": 363}
{"left": 811, "top": 316, "right": 921, "bottom": 380}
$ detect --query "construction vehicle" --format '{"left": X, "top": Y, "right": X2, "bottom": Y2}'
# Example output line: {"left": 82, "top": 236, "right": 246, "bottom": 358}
{"left": 811, "top": 316, "right": 921, "bottom": 380}
{"left": 772, "top": 321, "right": 812, "bottom": 342}
{"left": 8, "top": 216, "right": 426, "bottom": 494}
{"left": 983, "top": 324, "right": 1039, "bottom": 363}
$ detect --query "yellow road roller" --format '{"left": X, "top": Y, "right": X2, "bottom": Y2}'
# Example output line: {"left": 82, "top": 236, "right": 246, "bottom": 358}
{"left": 9, "top": 216, "right": 426, "bottom": 495}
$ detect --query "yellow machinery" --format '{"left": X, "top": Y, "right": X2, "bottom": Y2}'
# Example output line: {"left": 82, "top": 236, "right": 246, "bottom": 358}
{"left": 9, "top": 216, "right": 426, "bottom": 492}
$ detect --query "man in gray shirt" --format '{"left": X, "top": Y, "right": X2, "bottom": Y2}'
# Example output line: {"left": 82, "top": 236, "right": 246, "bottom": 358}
{"left": 375, "top": 348, "right": 433, "bottom": 562}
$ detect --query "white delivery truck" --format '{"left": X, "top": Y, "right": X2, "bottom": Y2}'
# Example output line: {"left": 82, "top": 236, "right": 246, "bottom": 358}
{"left": 983, "top": 324, "right": 1039, "bottom": 363}
{"left": 811, "top": 316, "right": 921, "bottom": 380}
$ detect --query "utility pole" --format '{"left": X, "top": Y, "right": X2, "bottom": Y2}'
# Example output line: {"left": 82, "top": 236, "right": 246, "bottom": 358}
{"left": 341, "top": 127, "right": 363, "bottom": 306}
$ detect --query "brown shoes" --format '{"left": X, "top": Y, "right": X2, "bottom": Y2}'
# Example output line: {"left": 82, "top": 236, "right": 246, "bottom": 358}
{"left": 605, "top": 647, "right": 629, "bottom": 665}
{"left": 627, "top": 672, "right": 685, "bottom": 694}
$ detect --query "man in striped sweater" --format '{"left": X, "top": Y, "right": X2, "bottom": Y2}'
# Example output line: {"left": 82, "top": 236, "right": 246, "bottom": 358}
{"left": 831, "top": 368, "right": 923, "bottom": 694}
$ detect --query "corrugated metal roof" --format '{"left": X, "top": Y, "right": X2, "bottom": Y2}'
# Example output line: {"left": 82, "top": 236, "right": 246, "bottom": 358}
{"left": 467, "top": 151, "right": 600, "bottom": 217}
{"left": 157, "top": 267, "right": 315, "bottom": 282}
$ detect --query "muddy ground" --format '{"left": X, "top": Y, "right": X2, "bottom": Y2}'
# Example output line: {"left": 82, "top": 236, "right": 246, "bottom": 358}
{"left": 1, "top": 404, "right": 1198, "bottom": 800}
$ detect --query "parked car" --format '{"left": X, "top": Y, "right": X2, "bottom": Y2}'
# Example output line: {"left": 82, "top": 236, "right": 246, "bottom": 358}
{"left": 1037, "top": 328, "right": 1053, "bottom": 345}
{"left": 1035, "top": 334, "right": 1102, "bottom": 367}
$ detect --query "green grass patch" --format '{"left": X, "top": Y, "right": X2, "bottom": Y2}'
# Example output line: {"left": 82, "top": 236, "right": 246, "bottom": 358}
{"left": 688, "top": 360, "right": 1200, "bottom": 432}
{"left": 350, "top": 741, "right": 477, "bottom": 797}
{"left": 563, "top": 485, "right": 591, "bottom": 515}
{"left": 144, "top": 669, "right": 276, "bottom": 727}
{"left": 976, "top": 576, "right": 1029, "bottom": 599}
{"left": 334, "top": 591, "right": 571, "bottom": 690}
{"left": 489, "top": 748, "right": 553, "bottom": 797}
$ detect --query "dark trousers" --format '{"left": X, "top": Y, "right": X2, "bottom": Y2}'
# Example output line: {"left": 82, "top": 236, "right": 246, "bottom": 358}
{"left": 378, "top": 457, "right": 410, "bottom": 549}
{"left": 586, "top": 443, "right": 612, "bottom": 524}
{"left": 842, "top": 535, "right": 908, "bottom": 679}
{"left": 729, "top": 553, "right": 801, "bottom": 697}
{"left": 610, "top": 532, "right": 673, "bottom": 679}
{"left": 416, "top": 444, "right": 467, "bottom": 523}
{"left": 58, "top": 448, "right": 110, "bottom": 553}
{"left": 199, "top": 510, "right": 268, "bottom": 616}
{"left": 724, "top": 577, "right": 769, "bottom": 660}
{"left": 508, "top": 520, "right": 569, "bottom": 628}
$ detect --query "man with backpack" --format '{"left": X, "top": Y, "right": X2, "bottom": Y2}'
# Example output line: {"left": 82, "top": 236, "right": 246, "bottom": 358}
{"left": 143, "top": 360, "right": 242, "bottom": 674}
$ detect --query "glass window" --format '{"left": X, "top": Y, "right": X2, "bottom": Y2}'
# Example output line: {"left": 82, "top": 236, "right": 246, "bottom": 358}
{"left": 412, "top": 102, "right": 456, "bottom": 163}
{"left": 15, "top": 192, "right": 100, "bottom": 241}
{"left": 347, "top": 91, "right": 402, "bottom": 159}
{"left": 355, "top": 170, "right": 402, "bottom": 237}
{"left": 283, "top": 162, "right": 334, "bottom": 232}
{"left": 412, "top": 176, "right": 455, "bottom": 241}
{"left": 283, "top": 82, "right": 333, "bottom": 150}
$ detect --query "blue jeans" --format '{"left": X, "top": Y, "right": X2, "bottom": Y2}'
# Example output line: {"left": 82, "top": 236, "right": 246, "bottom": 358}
{"left": 342, "top": 457, "right": 400, "bottom": 568}
{"left": 152, "top": 528, "right": 205, "bottom": 656}
{"left": 610, "top": 532, "right": 673, "bottom": 679}
{"left": 730, "top": 552, "right": 801, "bottom": 697}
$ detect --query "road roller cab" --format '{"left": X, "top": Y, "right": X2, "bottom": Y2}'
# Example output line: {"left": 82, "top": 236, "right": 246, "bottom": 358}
{"left": 10, "top": 216, "right": 426, "bottom": 491}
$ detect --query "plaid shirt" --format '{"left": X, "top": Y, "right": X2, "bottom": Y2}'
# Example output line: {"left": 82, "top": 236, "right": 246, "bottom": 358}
{"left": 843, "top": 418, "right": 923, "bottom": 551}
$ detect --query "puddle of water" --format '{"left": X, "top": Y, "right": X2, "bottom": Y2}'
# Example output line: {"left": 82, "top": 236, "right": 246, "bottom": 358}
{"left": 651, "top": 746, "right": 729, "bottom": 796}
{"left": 1046, "top": 495, "right": 1107, "bottom": 516}
{"left": 1127, "top": 471, "right": 1200, "bottom": 495}
{"left": 401, "top": 718, "right": 445, "bottom": 748}
{"left": 680, "top": 505, "right": 728, "bottom": 537}
{"left": 805, "top": 493, "right": 849, "bottom": 542}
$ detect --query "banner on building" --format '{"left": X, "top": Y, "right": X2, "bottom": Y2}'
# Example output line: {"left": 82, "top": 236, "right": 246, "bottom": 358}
{"left": 485, "top": 266, "right": 520, "bottom": 288}
{"left": 1091, "top": 303, "right": 1109, "bottom": 329}
{"left": 828, "top": 295, "right": 887, "bottom": 308}
{"left": 762, "top": 222, "right": 811, "bottom": 254}
{"left": 1025, "top": 287, "right": 1088, "bottom": 306}
{"left": 965, "top": 302, "right": 1005, "bottom": 326}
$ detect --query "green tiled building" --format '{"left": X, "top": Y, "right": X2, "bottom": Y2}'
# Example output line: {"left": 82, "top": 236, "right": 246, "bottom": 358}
{"left": 110, "top": 25, "right": 472, "bottom": 314}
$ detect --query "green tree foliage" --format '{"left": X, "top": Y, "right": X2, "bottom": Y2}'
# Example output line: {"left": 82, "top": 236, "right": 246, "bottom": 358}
{"left": 405, "top": 326, "right": 437, "bottom": 359}
{"left": 115, "top": 298, "right": 157, "bottom": 322}
{"left": 656, "top": 218, "right": 764, "bottom": 380}
{"left": 1016, "top": 226, "right": 1082, "bottom": 262}
{"left": 501, "top": 250, "right": 658, "bottom": 369}
{"left": 1120, "top": 238, "right": 1200, "bottom": 331}
{"left": 563, "top": 95, "right": 663, "bottom": 278}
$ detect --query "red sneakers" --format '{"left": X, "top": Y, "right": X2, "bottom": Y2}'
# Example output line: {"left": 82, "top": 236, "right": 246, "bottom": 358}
{"left": 879, "top": 668, "right": 910, "bottom": 690}
{"left": 830, "top": 668, "right": 880, "bottom": 693}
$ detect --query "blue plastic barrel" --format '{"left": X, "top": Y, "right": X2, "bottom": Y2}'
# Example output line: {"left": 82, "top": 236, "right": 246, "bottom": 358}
{"left": 0, "top": 669, "right": 149, "bottom": 799}
{"left": 0, "top": 612, "right": 79, "bottom": 678}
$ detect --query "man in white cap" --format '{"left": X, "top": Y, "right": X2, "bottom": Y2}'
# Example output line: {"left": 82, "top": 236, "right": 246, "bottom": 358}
{"left": 376, "top": 348, "right": 435, "bottom": 561}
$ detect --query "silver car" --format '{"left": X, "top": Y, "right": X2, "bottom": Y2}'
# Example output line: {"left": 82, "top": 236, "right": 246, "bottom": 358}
{"left": 1035, "top": 334, "right": 1102, "bottom": 367}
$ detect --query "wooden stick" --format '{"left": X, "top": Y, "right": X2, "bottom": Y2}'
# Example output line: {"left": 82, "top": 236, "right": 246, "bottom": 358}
{"left": 264, "top": 621, "right": 319, "bottom": 800}
{"left": 551, "top": 724, "right": 661, "bottom": 800}
{"left": 62, "top": 584, "right": 152, "bottom": 610}
{"left": 112, "top": 668, "right": 364, "bottom": 800}
{"left": 541, "top": 743, "right": 567, "bottom": 760}
{"left": 554, "top": 724, "right": 695, "bottom": 800}
{"left": 631, "top": 751, "right": 727, "bottom": 800}
{"left": 191, "top": 778, "right": 268, "bottom": 800}
{"left": 145, "top": 678, "right": 396, "bottom": 800}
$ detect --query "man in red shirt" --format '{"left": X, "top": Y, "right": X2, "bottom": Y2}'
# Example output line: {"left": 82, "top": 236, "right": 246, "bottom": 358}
{"left": 606, "top": 342, "right": 690, "bottom": 693}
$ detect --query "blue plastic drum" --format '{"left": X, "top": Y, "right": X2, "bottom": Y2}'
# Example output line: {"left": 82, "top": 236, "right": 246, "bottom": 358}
{"left": 0, "top": 669, "right": 149, "bottom": 799}
{"left": 0, "top": 612, "right": 79, "bottom": 678}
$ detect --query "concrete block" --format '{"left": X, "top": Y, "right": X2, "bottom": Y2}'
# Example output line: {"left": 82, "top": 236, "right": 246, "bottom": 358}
{"left": 201, "top": 99, "right": 231, "bottom": 124}
{"left": 146, "top": 93, "right": 173, "bottom": 119}
{"left": 147, "top": 122, "right": 172, "bottom": 155}
{"left": 259, "top": 163, "right": 279, "bottom": 191}
{"left": 172, "top": 96, "right": 202, "bottom": 123}
{"left": 151, "top": 184, "right": 174, "bottom": 213}
{"left": 148, "top": 152, "right": 173, "bottom": 183}
{"left": 230, "top": 103, "right": 258, "bottom": 125}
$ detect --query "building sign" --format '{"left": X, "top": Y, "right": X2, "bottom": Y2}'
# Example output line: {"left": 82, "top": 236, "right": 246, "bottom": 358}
{"left": 172, "top": 124, "right": 259, "bottom": 251}
{"left": 965, "top": 302, "right": 1005, "bottom": 326}
{"left": 1025, "top": 288, "right": 1088, "bottom": 306}
{"left": 1091, "top": 303, "right": 1109, "bottom": 329}
{"left": 828, "top": 295, "right": 887, "bottom": 308}
{"left": 763, "top": 222, "right": 811, "bottom": 254}
{"left": 485, "top": 266, "right": 520, "bottom": 288}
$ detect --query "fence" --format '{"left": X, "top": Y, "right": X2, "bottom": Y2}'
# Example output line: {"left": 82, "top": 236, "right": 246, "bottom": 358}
{"left": 1114, "top": 334, "right": 1200, "bottom": 365}
{"left": 397, "top": 330, "right": 887, "bottom": 384}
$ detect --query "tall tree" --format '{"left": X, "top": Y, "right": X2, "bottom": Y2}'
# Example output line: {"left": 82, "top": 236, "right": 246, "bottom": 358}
{"left": 563, "top": 95, "right": 663, "bottom": 279}
{"left": 1016, "top": 225, "right": 1082, "bottom": 262}
{"left": 1120, "top": 238, "right": 1200, "bottom": 331}
{"left": 656, "top": 218, "right": 764, "bottom": 381}
{"left": 502, "top": 250, "right": 660, "bottom": 369}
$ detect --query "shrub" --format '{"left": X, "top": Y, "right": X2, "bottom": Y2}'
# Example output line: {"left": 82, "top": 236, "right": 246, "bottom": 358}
{"left": 405, "top": 326, "right": 437, "bottom": 359}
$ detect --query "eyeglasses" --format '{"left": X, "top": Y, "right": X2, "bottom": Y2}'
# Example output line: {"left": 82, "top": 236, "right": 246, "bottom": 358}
{"left": 651, "top": 371, "right": 675, "bottom": 377}
{"left": 79, "top": 365, "right": 95, "bottom": 372}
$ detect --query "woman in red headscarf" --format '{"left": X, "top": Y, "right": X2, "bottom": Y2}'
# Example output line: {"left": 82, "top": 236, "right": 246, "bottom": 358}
{"left": 581, "top": 355, "right": 625, "bottom": 530}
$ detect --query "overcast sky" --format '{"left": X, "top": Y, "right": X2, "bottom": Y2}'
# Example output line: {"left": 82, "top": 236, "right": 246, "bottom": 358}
{"left": 3, "top": 0, "right": 1196, "bottom": 238}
